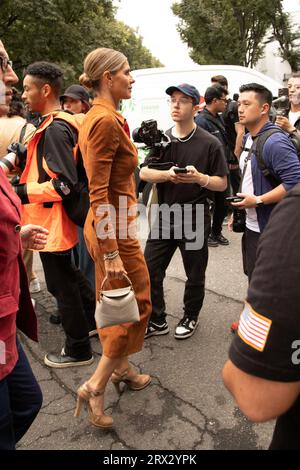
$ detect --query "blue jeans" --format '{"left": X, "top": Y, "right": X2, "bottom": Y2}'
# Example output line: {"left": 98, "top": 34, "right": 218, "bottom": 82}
{"left": 0, "top": 339, "right": 42, "bottom": 450}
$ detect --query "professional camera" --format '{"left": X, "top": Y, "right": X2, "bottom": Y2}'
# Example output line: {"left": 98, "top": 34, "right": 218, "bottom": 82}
{"left": 132, "top": 119, "right": 173, "bottom": 171}
{"left": 7, "top": 142, "right": 27, "bottom": 171}
{"left": 270, "top": 88, "right": 289, "bottom": 121}
{"left": 232, "top": 208, "right": 246, "bottom": 233}
{"left": 132, "top": 119, "right": 170, "bottom": 150}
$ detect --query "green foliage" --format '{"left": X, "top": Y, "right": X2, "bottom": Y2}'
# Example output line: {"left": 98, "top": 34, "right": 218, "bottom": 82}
{"left": 172, "top": 0, "right": 297, "bottom": 69}
{"left": 0, "top": 0, "right": 161, "bottom": 86}
{"left": 270, "top": 0, "right": 300, "bottom": 72}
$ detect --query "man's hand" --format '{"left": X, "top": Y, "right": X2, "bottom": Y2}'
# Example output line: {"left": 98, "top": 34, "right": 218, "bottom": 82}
{"left": 275, "top": 115, "right": 295, "bottom": 133}
{"left": 7, "top": 142, "right": 27, "bottom": 168}
{"left": 169, "top": 165, "right": 206, "bottom": 185}
{"left": 20, "top": 224, "right": 49, "bottom": 250}
{"left": 231, "top": 192, "right": 257, "bottom": 209}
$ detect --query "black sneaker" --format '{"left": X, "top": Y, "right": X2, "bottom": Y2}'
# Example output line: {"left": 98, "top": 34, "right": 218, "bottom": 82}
{"left": 212, "top": 233, "right": 229, "bottom": 246}
{"left": 207, "top": 235, "right": 219, "bottom": 247}
{"left": 174, "top": 317, "right": 199, "bottom": 339}
{"left": 144, "top": 320, "right": 169, "bottom": 339}
{"left": 44, "top": 347, "right": 94, "bottom": 368}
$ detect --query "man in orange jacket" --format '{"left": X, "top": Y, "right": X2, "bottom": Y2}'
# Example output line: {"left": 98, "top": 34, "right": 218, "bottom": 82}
{"left": 14, "top": 62, "right": 95, "bottom": 368}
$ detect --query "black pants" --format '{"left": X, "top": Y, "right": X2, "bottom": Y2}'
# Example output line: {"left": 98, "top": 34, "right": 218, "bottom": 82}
{"left": 144, "top": 232, "right": 209, "bottom": 323}
{"left": 242, "top": 228, "right": 261, "bottom": 282}
{"left": 211, "top": 184, "right": 230, "bottom": 236}
{"left": 40, "top": 250, "right": 95, "bottom": 358}
{"left": 0, "top": 339, "right": 42, "bottom": 450}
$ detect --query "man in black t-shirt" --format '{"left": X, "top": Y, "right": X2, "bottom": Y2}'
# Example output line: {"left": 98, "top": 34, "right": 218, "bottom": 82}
{"left": 140, "top": 83, "right": 228, "bottom": 340}
{"left": 222, "top": 183, "right": 300, "bottom": 449}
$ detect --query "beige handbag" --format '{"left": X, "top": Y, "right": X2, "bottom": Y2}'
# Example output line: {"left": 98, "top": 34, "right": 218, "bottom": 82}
{"left": 95, "top": 274, "right": 140, "bottom": 329}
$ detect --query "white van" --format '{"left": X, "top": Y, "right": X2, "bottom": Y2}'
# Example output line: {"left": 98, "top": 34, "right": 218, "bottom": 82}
{"left": 122, "top": 65, "right": 283, "bottom": 132}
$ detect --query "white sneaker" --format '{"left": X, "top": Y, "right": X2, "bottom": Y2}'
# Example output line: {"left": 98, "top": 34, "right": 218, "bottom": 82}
{"left": 30, "top": 278, "right": 41, "bottom": 294}
{"left": 174, "top": 317, "right": 199, "bottom": 339}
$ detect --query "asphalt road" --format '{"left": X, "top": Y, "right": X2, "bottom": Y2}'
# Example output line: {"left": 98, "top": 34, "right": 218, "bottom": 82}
{"left": 17, "top": 227, "right": 274, "bottom": 450}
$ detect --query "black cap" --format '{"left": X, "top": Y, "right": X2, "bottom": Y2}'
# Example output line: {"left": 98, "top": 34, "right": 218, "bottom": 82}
{"left": 60, "top": 85, "right": 90, "bottom": 105}
{"left": 165, "top": 83, "right": 200, "bottom": 104}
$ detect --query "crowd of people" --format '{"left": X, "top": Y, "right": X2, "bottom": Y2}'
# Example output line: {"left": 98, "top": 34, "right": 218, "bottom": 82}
{"left": 1, "top": 37, "right": 300, "bottom": 450}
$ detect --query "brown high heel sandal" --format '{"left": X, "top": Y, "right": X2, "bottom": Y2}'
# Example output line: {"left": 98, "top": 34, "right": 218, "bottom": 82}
{"left": 74, "top": 382, "right": 113, "bottom": 428}
{"left": 111, "top": 368, "right": 151, "bottom": 395}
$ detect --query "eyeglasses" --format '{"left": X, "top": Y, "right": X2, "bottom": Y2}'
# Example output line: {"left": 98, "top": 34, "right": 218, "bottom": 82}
{"left": 218, "top": 97, "right": 227, "bottom": 102}
{"left": 0, "top": 56, "right": 13, "bottom": 73}
{"left": 168, "top": 98, "right": 194, "bottom": 106}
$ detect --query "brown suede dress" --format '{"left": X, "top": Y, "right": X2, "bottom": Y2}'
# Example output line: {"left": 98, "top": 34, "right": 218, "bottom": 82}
{"left": 78, "top": 97, "right": 151, "bottom": 358}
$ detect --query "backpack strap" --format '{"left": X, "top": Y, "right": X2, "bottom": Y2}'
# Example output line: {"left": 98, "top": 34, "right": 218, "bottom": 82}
{"left": 19, "top": 123, "right": 28, "bottom": 143}
{"left": 254, "top": 128, "right": 284, "bottom": 188}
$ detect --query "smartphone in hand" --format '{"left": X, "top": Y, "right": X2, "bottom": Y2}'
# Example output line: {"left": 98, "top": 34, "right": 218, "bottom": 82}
{"left": 225, "top": 196, "right": 243, "bottom": 203}
{"left": 174, "top": 167, "right": 188, "bottom": 174}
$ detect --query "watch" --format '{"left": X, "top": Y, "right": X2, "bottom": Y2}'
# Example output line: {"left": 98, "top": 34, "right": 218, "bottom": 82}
{"left": 256, "top": 196, "right": 264, "bottom": 206}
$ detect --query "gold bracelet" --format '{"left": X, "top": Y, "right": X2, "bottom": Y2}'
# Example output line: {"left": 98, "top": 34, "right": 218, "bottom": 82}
{"left": 201, "top": 174, "right": 210, "bottom": 188}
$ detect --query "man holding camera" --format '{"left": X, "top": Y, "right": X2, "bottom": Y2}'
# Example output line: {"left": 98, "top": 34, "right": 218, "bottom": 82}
{"left": 228, "top": 83, "right": 300, "bottom": 332}
{"left": 275, "top": 73, "right": 300, "bottom": 135}
{"left": 140, "top": 84, "right": 228, "bottom": 340}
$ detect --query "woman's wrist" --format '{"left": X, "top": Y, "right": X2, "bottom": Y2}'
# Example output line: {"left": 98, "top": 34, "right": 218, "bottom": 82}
{"left": 103, "top": 250, "right": 119, "bottom": 261}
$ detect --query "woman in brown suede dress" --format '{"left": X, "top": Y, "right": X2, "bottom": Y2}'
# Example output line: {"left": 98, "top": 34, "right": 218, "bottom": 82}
{"left": 74, "top": 48, "right": 151, "bottom": 428}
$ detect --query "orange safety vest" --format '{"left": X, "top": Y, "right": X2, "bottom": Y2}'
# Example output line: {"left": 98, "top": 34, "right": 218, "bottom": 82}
{"left": 20, "top": 111, "right": 84, "bottom": 252}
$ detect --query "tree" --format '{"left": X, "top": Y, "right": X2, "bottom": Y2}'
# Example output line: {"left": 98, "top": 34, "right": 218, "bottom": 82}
{"left": 172, "top": 0, "right": 287, "bottom": 68}
{"left": 270, "top": 1, "right": 300, "bottom": 72}
{"left": 0, "top": 0, "right": 161, "bottom": 85}
{"left": 98, "top": 21, "right": 162, "bottom": 70}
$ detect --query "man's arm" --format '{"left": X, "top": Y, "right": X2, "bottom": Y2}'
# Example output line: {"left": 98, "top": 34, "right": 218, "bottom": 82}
{"left": 233, "top": 183, "right": 287, "bottom": 209}
{"left": 234, "top": 122, "right": 245, "bottom": 159}
{"left": 222, "top": 360, "right": 300, "bottom": 422}
{"left": 15, "top": 120, "right": 78, "bottom": 204}
{"left": 139, "top": 166, "right": 172, "bottom": 184}
{"left": 140, "top": 165, "right": 227, "bottom": 191}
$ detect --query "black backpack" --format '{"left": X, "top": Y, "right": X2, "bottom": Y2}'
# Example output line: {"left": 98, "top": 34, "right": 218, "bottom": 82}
{"left": 254, "top": 128, "right": 300, "bottom": 187}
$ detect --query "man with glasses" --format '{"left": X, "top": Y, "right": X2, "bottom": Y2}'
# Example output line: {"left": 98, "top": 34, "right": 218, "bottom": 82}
{"left": 196, "top": 85, "right": 232, "bottom": 247}
{"left": 140, "top": 84, "right": 228, "bottom": 339}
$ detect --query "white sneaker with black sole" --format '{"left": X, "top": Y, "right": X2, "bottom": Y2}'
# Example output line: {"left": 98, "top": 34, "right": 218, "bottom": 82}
{"left": 174, "top": 317, "right": 199, "bottom": 339}
{"left": 144, "top": 321, "right": 169, "bottom": 339}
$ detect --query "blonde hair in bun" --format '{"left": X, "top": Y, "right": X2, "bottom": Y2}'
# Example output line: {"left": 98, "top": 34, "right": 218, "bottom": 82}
{"left": 79, "top": 72, "right": 93, "bottom": 90}
{"left": 80, "top": 48, "right": 127, "bottom": 92}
